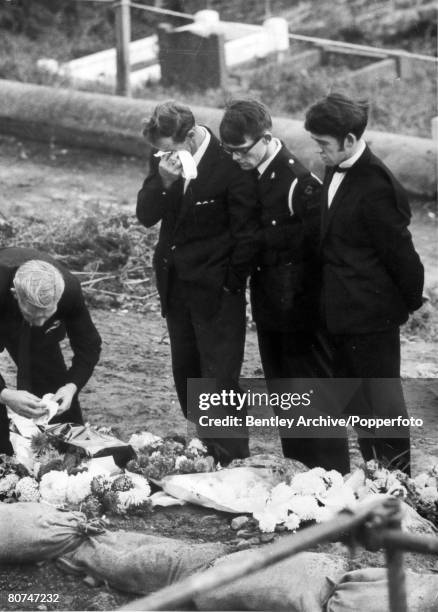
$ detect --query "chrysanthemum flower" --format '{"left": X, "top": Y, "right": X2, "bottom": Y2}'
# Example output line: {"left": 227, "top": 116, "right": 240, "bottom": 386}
{"left": 40, "top": 470, "right": 70, "bottom": 505}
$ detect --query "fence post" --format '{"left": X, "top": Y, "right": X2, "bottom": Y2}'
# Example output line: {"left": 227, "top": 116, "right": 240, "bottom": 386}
{"left": 385, "top": 499, "right": 408, "bottom": 612}
{"left": 115, "top": 0, "right": 131, "bottom": 96}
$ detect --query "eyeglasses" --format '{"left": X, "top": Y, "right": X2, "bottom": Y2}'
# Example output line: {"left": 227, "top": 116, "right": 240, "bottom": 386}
{"left": 221, "top": 136, "right": 264, "bottom": 157}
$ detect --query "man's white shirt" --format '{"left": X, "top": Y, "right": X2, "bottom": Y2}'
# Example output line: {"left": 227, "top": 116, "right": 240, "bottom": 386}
{"left": 184, "top": 126, "right": 210, "bottom": 193}
{"left": 327, "top": 139, "right": 366, "bottom": 208}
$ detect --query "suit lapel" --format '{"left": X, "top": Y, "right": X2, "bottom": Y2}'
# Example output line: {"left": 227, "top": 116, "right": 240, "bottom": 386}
{"left": 174, "top": 134, "right": 217, "bottom": 231}
{"left": 257, "top": 145, "right": 287, "bottom": 194}
{"left": 320, "top": 146, "right": 371, "bottom": 243}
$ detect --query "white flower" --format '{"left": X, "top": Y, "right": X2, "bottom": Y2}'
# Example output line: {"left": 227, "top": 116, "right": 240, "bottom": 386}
{"left": 0, "top": 473, "right": 20, "bottom": 495}
{"left": 323, "top": 470, "right": 344, "bottom": 489}
{"left": 321, "top": 485, "right": 356, "bottom": 512}
{"left": 287, "top": 495, "right": 319, "bottom": 521}
{"left": 117, "top": 472, "right": 151, "bottom": 511}
{"left": 289, "top": 473, "right": 326, "bottom": 496}
{"left": 414, "top": 473, "right": 430, "bottom": 489}
{"left": 425, "top": 476, "right": 437, "bottom": 488}
{"left": 429, "top": 465, "right": 438, "bottom": 478}
{"left": 314, "top": 506, "right": 335, "bottom": 523}
{"left": 307, "top": 467, "right": 326, "bottom": 478}
{"left": 117, "top": 486, "right": 150, "bottom": 511}
{"left": 187, "top": 438, "right": 208, "bottom": 456}
{"left": 15, "top": 476, "right": 40, "bottom": 502}
{"left": 387, "top": 483, "right": 407, "bottom": 499}
{"left": 269, "top": 482, "right": 295, "bottom": 506}
{"left": 254, "top": 510, "right": 278, "bottom": 533}
{"left": 420, "top": 487, "right": 438, "bottom": 504}
{"left": 373, "top": 477, "right": 389, "bottom": 492}
{"left": 365, "top": 459, "right": 380, "bottom": 475}
{"left": 40, "top": 470, "right": 70, "bottom": 505}
{"left": 66, "top": 472, "right": 92, "bottom": 504}
{"left": 128, "top": 432, "right": 162, "bottom": 451}
{"left": 374, "top": 468, "right": 390, "bottom": 482}
{"left": 175, "top": 456, "right": 187, "bottom": 471}
{"left": 284, "top": 512, "right": 301, "bottom": 531}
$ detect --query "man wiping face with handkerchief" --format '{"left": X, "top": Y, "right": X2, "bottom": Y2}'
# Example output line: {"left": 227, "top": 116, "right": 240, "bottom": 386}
{"left": 137, "top": 100, "right": 260, "bottom": 466}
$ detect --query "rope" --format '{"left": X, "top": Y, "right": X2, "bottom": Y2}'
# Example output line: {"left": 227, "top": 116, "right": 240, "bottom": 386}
{"left": 288, "top": 32, "right": 438, "bottom": 63}
{"left": 129, "top": 2, "right": 194, "bottom": 19}
{"left": 74, "top": 0, "right": 194, "bottom": 19}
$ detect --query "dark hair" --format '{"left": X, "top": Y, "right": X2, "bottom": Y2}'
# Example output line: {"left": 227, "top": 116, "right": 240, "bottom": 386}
{"left": 304, "top": 93, "right": 369, "bottom": 141}
{"left": 142, "top": 100, "right": 195, "bottom": 144}
{"left": 219, "top": 98, "right": 272, "bottom": 145}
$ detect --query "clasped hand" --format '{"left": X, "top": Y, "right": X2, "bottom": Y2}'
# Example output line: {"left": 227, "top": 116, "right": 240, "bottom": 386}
{"left": 0, "top": 389, "right": 47, "bottom": 419}
{"left": 158, "top": 152, "right": 182, "bottom": 189}
{"left": 52, "top": 383, "right": 78, "bottom": 414}
{"left": 0, "top": 382, "right": 78, "bottom": 419}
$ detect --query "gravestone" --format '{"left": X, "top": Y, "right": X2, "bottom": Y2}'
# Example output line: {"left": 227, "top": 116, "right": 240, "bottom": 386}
{"left": 157, "top": 22, "right": 226, "bottom": 90}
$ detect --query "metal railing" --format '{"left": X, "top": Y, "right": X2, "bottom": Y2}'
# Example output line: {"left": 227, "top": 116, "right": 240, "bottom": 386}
{"left": 70, "top": 0, "right": 437, "bottom": 96}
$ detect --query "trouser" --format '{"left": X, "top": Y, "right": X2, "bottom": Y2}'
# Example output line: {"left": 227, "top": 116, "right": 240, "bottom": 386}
{"left": 0, "top": 328, "right": 83, "bottom": 454}
{"left": 331, "top": 328, "right": 410, "bottom": 474}
{"left": 257, "top": 327, "right": 351, "bottom": 474}
{"left": 166, "top": 275, "right": 249, "bottom": 465}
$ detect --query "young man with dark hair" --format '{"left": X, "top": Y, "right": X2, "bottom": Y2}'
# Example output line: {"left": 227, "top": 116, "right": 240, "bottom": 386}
{"left": 305, "top": 92, "right": 424, "bottom": 473}
{"left": 220, "top": 98, "right": 350, "bottom": 473}
{"left": 137, "top": 100, "right": 259, "bottom": 465}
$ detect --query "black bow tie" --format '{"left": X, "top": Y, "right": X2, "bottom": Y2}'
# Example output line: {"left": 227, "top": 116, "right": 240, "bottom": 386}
{"left": 332, "top": 165, "right": 349, "bottom": 173}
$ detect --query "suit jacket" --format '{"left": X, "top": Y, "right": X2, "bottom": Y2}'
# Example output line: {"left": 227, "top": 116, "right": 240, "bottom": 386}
{"left": 250, "top": 143, "right": 322, "bottom": 331}
{"left": 0, "top": 247, "right": 102, "bottom": 392}
{"left": 320, "top": 145, "right": 424, "bottom": 335}
{"left": 136, "top": 130, "right": 259, "bottom": 318}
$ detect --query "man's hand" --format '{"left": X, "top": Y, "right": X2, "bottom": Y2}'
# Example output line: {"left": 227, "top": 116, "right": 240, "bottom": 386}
{"left": 0, "top": 388, "right": 46, "bottom": 419}
{"left": 53, "top": 383, "right": 78, "bottom": 415}
{"left": 158, "top": 152, "right": 182, "bottom": 189}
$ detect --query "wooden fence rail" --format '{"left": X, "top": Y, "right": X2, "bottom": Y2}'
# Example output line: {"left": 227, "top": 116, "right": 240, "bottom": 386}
{"left": 117, "top": 496, "right": 438, "bottom": 612}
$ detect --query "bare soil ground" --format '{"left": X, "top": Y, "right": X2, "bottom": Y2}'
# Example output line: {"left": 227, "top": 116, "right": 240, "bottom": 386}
{"left": 0, "top": 135, "right": 437, "bottom": 610}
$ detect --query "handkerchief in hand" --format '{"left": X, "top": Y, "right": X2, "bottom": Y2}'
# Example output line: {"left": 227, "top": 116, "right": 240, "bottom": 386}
{"left": 176, "top": 150, "right": 197, "bottom": 180}
{"left": 154, "top": 150, "right": 198, "bottom": 181}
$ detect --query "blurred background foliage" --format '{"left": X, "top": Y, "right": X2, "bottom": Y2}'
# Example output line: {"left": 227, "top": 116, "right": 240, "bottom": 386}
{"left": 0, "top": 0, "right": 436, "bottom": 136}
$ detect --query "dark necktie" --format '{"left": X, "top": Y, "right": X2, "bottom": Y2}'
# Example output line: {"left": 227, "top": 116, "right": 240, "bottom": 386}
{"left": 17, "top": 320, "right": 32, "bottom": 391}
{"left": 332, "top": 165, "right": 349, "bottom": 173}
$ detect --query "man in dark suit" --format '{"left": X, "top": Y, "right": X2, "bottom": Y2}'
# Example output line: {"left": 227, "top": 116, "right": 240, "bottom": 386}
{"left": 0, "top": 247, "right": 102, "bottom": 454}
{"left": 305, "top": 93, "right": 424, "bottom": 473}
{"left": 136, "top": 100, "right": 259, "bottom": 465}
{"left": 219, "top": 98, "right": 350, "bottom": 473}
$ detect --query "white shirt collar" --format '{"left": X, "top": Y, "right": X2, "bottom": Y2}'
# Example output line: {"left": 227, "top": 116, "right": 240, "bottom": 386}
{"left": 192, "top": 126, "right": 210, "bottom": 166}
{"left": 337, "top": 138, "right": 366, "bottom": 170}
{"left": 257, "top": 137, "right": 282, "bottom": 177}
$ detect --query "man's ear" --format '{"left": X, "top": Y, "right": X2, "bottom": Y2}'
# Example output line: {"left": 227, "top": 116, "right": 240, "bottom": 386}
{"left": 344, "top": 133, "right": 357, "bottom": 149}
{"left": 263, "top": 132, "right": 272, "bottom": 143}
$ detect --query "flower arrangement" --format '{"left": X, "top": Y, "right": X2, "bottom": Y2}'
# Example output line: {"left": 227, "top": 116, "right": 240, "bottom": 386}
{"left": 126, "top": 433, "right": 215, "bottom": 481}
{"left": 252, "top": 467, "right": 356, "bottom": 533}
{"left": 362, "top": 460, "right": 438, "bottom": 525}
{"left": 91, "top": 472, "right": 151, "bottom": 516}
{"left": 15, "top": 476, "right": 40, "bottom": 502}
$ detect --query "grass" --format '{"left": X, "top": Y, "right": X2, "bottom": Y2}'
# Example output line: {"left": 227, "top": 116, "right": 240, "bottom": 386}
{"left": 0, "top": 2, "right": 436, "bottom": 137}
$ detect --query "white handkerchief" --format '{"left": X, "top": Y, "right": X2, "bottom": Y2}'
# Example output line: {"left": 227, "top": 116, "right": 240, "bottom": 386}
{"left": 177, "top": 150, "right": 197, "bottom": 181}
{"left": 154, "top": 150, "right": 198, "bottom": 181}
{"left": 8, "top": 393, "right": 59, "bottom": 437}
{"left": 34, "top": 393, "right": 59, "bottom": 425}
